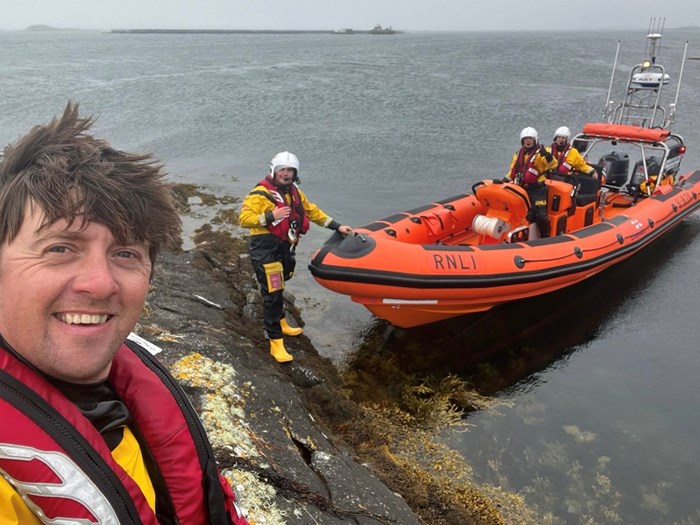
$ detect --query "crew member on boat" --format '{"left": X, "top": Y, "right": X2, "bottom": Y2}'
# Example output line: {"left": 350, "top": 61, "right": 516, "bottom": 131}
{"left": 548, "top": 126, "right": 597, "bottom": 178}
{"left": 239, "top": 152, "right": 352, "bottom": 363}
{"left": 505, "top": 126, "right": 557, "bottom": 237}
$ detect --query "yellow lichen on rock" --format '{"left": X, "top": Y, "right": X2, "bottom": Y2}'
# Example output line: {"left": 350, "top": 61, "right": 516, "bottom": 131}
{"left": 171, "top": 353, "right": 253, "bottom": 452}
{"left": 170, "top": 352, "right": 290, "bottom": 525}
{"left": 222, "top": 469, "right": 288, "bottom": 525}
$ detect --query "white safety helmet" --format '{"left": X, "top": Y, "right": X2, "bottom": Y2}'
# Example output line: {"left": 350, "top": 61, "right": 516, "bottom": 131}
{"left": 519, "top": 126, "right": 538, "bottom": 144}
{"left": 270, "top": 151, "right": 300, "bottom": 178}
{"left": 553, "top": 126, "right": 571, "bottom": 141}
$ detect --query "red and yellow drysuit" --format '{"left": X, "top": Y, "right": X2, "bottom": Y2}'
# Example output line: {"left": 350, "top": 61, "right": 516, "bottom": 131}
{"left": 0, "top": 338, "right": 248, "bottom": 525}
{"left": 238, "top": 176, "right": 342, "bottom": 339}
{"left": 506, "top": 145, "right": 558, "bottom": 237}
{"left": 548, "top": 142, "right": 595, "bottom": 176}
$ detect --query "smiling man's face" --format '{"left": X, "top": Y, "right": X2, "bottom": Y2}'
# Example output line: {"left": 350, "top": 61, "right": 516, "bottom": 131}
{"left": 0, "top": 204, "right": 152, "bottom": 383}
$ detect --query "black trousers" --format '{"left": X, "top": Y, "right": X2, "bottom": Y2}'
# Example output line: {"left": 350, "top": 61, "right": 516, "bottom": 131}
{"left": 249, "top": 234, "right": 296, "bottom": 340}
{"left": 525, "top": 182, "right": 550, "bottom": 238}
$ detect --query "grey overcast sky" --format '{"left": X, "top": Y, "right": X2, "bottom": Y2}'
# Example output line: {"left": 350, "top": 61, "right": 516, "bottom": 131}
{"left": 1, "top": 0, "right": 699, "bottom": 32}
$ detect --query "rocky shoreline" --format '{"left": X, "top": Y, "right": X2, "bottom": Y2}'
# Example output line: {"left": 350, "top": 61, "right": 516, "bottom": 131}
{"left": 143, "top": 246, "right": 424, "bottom": 524}
{"left": 139, "top": 187, "right": 536, "bottom": 524}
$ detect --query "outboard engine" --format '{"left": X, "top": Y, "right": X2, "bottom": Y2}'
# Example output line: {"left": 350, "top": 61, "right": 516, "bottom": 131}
{"left": 630, "top": 156, "right": 662, "bottom": 192}
{"left": 599, "top": 152, "right": 630, "bottom": 187}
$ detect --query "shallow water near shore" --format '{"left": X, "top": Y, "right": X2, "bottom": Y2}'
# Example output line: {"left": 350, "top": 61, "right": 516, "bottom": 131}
{"left": 3, "top": 27, "right": 700, "bottom": 523}
{"left": 366, "top": 217, "right": 700, "bottom": 524}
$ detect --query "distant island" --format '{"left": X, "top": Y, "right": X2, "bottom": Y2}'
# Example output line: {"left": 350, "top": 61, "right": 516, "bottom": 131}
{"left": 110, "top": 25, "right": 402, "bottom": 35}
{"left": 25, "top": 25, "right": 93, "bottom": 32}
{"left": 25, "top": 25, "right": 61, "bottom": 31}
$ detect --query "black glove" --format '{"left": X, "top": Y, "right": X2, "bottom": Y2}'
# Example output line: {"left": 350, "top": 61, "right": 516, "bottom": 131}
{"left": 539, "top": 144, "right": 553, "bottom": 162}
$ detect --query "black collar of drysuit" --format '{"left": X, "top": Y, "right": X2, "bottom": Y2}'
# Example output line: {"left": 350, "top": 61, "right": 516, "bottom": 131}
{"left": 46, "top": 376, "right": 131, "bottom": 449}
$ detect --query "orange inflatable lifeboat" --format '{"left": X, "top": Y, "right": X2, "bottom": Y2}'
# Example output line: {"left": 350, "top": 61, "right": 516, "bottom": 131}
{"left": 309, "top": 30, "right": 700, "bottom": 328}
{"left": 309, "top": 169, "right": 700, "bottom": 327}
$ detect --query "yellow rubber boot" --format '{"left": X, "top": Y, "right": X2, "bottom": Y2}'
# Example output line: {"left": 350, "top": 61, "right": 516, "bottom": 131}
{"left": 270, "top": 338, "right": 293, "bottom": 363}
{"left": 281, "top": 318, "right": 303, "bottom": 337}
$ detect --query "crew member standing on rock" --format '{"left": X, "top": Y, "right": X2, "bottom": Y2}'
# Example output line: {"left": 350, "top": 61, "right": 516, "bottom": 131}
{"left": 239, "top": 152, "right": 352, "bottom": 363}
{"left": 0, "top": 102, "right": 248, "bottom": 525}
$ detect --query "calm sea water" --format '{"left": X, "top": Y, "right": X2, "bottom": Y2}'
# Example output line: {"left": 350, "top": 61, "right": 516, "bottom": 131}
{"left": 3, "top": 28, "right": 700, "bottom": 524}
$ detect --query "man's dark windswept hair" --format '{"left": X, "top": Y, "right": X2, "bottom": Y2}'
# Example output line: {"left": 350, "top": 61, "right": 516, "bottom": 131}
{"left": 0, "top": 101, "right": 181, "bottom": 264}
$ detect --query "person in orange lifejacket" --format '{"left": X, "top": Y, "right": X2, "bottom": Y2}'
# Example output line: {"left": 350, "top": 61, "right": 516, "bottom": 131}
{"left": 548, "top": 126, "right": 597, "bottom": 178}
{"left": 0, "top": 102, "right": 248, "bottom": 525}
{"left": 505, "top": 126, "right": 558, "bottom": 238}
{"left": 238, "top": 152, "right": 352, "bottom": 363}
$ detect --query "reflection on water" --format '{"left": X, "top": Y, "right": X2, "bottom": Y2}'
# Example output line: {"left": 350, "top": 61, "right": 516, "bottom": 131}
{"left": 347, "top": 219, "right": 700, "bottom": 524}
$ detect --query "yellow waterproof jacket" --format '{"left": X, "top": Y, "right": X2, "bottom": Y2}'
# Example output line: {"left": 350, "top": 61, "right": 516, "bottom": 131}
{"left": 239, "top": 181, "right": 336, "bottom": 236}
{"left": 548, "top": 144, "right": 595, "bottom": 175}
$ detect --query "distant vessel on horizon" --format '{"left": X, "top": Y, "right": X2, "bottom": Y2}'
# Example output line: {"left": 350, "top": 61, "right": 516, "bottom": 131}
{"left": 333, "top": 24, "right": 400, "bottom": 35}
{"left": 369, "top": 24, "right": 397, "bottom": 35}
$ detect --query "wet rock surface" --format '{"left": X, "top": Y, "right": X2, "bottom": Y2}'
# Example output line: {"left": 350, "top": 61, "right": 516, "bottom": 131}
{"left": 141, "top": 248, "right": 422, "bottom": 525}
